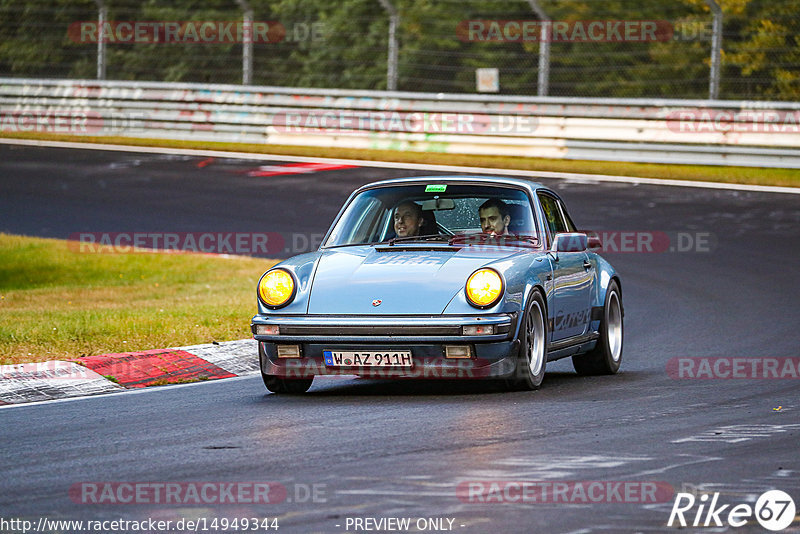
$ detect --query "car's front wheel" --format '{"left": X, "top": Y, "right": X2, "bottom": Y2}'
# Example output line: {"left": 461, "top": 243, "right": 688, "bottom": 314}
{"left": 261, "top": 373, "right": 314, "bottom": 394}
{"left": 573, "top": 279, "right": 623, "bottom": 375}
{"left": 506, "top": 289, "right": 547, "bottom": 391}
{"left": 258, "top": 343, "right": 314, "bottom": 393}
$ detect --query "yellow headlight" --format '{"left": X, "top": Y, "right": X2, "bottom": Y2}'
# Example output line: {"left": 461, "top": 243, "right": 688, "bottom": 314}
{"left": 465, "top": 268, "right": 504, "bottom": 308}
{"left": 258, "top": 269, "right": 295, "bottom": 307}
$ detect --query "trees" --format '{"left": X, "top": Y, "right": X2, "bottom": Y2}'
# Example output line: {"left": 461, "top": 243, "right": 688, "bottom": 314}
{"left": 0, "top": 0, "right": 796, "bottom": 100}
{"left": 724, "top": 0, "right": 800, "bottom": 100}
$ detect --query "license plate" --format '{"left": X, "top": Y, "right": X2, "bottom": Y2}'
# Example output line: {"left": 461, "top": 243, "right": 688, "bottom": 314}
{"left": 323, "top": 350, "right": 412, "bottom": 367}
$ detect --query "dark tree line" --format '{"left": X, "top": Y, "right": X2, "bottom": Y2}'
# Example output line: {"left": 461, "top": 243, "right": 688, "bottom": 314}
{"left": 1, "top": 0, "right": 797, "bottom": 100}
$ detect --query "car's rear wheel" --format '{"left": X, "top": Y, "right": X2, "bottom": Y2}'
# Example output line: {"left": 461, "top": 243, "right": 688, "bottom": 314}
{"left": 506, "top": 289, "right": 547, "bottom": 390}
{"left": 261, "top": 373, "right": 314, "bottom": 394}
{"left": 573, "top": 279, "right": 623, "bottom": 375}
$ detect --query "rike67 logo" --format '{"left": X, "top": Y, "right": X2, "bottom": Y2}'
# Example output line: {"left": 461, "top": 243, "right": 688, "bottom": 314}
{"left": 668, "top": 490, "right": 796, "bottom": 531}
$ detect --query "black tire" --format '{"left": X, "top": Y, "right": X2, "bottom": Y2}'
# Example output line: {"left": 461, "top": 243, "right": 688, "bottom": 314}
{"left": 573, "top": 280, "right": 623, "bottom": 375}
{"left": 261, "top": 373, "right": 314, "bottom": 394}
{"left": 258, "top": 343, "right": 314, "bottom": 394}
{"left": 506, "top": 289, "right": 547, "bottom": 391}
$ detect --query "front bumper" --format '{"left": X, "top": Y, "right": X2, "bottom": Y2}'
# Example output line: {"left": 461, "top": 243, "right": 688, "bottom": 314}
{"left": 251, "top": 314, "right": 520, "bottom": 379}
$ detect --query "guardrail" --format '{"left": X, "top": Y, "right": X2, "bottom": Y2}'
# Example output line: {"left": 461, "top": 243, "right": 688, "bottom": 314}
{"left": 2, "top": 78, "right": 800, "bottom": 168}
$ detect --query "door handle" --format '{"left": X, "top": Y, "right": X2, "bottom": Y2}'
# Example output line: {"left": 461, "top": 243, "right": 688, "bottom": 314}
{"left": 583, "top": 260, "right": 592, "bottom": 270}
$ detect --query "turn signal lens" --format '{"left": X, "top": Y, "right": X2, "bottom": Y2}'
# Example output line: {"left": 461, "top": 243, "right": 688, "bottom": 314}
{"left": 462, "top": 325, "right": 495, "bottom": 336}
{"left": 465, "top": 269, "right": 503, "bottom": 308}
{"left": 254, "top": 325, "right": 280, "bottom": 336}
{"left": 258, "top": 269, "right": 295, "bottom": 308}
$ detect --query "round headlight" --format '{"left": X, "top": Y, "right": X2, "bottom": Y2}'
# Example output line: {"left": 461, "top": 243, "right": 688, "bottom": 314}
{"left": 258, "top": 269, "right": 296, "bottom": 308}
{"left": 465, "top": 268, "right": 504, "bottom": 308}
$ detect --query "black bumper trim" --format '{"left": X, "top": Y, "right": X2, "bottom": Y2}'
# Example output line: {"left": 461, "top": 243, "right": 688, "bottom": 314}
{"left": 276, "top": 323, "right": 511, "bottom": 337}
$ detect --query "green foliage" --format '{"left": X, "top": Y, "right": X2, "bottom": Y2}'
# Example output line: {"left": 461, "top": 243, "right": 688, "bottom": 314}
{"left": 0, "top": 0, "right": 96, "bottom": 78}
{"left": 723, "top": 0, "right": 800, "bottom": 99}
{"left": 0, "top": 233, "right": 276, "bottom": 364}
{"left": 0, "top": 0, "right": 797, "bottom": 99}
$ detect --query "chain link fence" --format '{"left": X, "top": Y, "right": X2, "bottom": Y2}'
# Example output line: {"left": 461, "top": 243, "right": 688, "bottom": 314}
{"left": 1, "top": 0, "right": 798, "bottom": 100}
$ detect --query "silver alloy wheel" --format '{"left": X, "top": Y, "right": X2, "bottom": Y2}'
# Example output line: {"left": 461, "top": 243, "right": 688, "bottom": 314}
{"left": 607, "top": 291, "right": 623, "bottom": 362}
{"left": 527, "top": 301, "right": 545, "bottom": 375}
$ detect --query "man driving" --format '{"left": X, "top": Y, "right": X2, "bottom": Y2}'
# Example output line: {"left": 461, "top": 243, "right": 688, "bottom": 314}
{"left": 393, "top": 201, "right": 424, "bottom": 237}
{"left": 479, "top": 198, "right": 511, "bottom": 235}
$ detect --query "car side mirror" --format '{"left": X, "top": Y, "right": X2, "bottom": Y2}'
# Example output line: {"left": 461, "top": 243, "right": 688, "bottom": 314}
{"left": 552, "top": 232, "right": 588, "bottom": 253}
{"left": 581, "top": 230, "right": 602, "bottom": 250}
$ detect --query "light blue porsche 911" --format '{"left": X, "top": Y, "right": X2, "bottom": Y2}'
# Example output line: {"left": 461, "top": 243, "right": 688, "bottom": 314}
{"left": 251, "top": 176, "right": 623, "bottom": 393}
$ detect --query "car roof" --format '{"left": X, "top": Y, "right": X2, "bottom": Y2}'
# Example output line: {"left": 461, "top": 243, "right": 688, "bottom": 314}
{"left": 357, "top": 175, "right": 548, "bottom": 194}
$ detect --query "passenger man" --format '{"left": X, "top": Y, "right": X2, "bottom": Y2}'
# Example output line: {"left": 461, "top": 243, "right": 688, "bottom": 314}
{"left": 479, "top": 198, "right": 511, "bottom": 236}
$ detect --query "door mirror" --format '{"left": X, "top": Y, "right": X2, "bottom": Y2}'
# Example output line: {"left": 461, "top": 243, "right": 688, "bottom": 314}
{"left": 553, "top": 232, "right": 588, "bottom": 253}
{"left": 581, "top": 230, "right": 602, "bottom": 250}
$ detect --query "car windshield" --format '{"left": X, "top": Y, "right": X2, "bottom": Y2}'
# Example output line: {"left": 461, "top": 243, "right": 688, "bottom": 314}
{"left": 323, "top": 183, "right": 540, "bottom": 248}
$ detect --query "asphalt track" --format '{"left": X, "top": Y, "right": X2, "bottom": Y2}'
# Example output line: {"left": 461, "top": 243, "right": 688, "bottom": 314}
{"left": 1, "top": 144, "right": 800, "bottom": 533}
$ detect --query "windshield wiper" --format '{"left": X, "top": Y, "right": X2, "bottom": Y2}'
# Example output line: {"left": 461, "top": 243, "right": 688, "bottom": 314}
{"left": 448, "top": 233, "right": 540, "bottom": 247}
{"left": 321, "top": 243, "right": 374, "bottom": 250}
{"left": 387, "top": 234, "right": 450, "bottom": 246}
{"left": 324, "top": 233, "right": 456, "bottom": 249}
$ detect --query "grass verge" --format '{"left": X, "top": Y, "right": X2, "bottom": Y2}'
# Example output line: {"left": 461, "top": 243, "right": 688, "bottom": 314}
{"left": 2, "top": 132, "right": 799, "bottom": 188}
{"left": 0, "top": 233, "right": 276, "bottom": 365}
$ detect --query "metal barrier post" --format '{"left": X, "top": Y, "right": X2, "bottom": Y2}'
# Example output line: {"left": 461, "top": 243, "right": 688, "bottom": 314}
{"left": 95, "top": 0, "right": 107, "bottom": 80}
{"left": 237, "top": 0, "right": 254, "bottom": 85}
{"left": 706, "top": 0, "right": 722, "bottom": 100}
{"left": 526, "top": 0, "right": 550, "bottom": 97}
{"left": 378, "top": 0, "right": 399, "bottom": 91}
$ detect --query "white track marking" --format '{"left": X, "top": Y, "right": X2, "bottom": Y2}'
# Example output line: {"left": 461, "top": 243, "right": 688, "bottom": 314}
{"left": 672, "top": 424, "right": 800, "bottom": 444}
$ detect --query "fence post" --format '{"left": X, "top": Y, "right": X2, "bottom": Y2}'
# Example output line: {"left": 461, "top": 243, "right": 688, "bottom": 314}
{"left": 95, "top": 0, "right": 106, "bottom": 80}
{"left": 237, "top": 0, "right": 254, "bottom": 85}
{"left": 377, "top": 0, "right": 399, "bottom": 91}
{"left": 526, "top": 0, "right": 550, "bottom": 96}
{"left": 705, "top": 0, "right": 722, "bottom": 99}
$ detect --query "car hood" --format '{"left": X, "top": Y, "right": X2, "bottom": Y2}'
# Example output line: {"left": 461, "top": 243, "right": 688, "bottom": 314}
{"left": 307, "top": 245, "right": 524, "bottom": 314}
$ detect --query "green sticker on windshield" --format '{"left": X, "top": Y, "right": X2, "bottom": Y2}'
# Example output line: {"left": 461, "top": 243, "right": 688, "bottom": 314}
{"left": 425, "top": 184, "right": 447, "bottom": 193}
